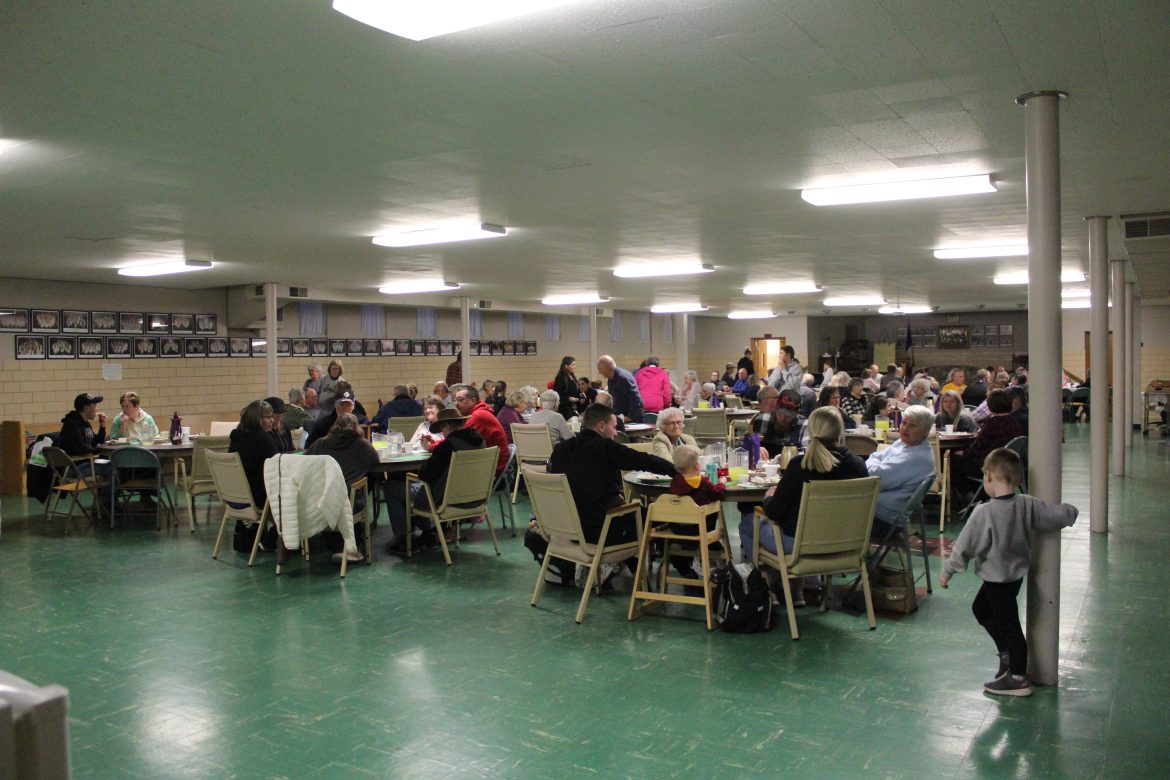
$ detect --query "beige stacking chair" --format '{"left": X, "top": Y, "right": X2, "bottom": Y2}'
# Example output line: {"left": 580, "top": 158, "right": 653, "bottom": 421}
{"left": 844, "top": 433, "right": 879, "bottom": 458}
{"left": 510, "top": 423, "right": 554, "bottom": 503}
{"left": 209, "top": 421, "right": 238, "bottom": 436}
{"left": 690, "top": 408, "right": 730, "bottom": 447}
{"left": 177, "top": 435, "right": 230, "bottom": 532}
{"left": 752, "top": 476, "right": 881, "bottom": 640}
{"left": 387, "top": 416, "right": 424, "bottom": 439}
{"left": 405, "top": 446, "right": 500, "bottom": 565}
{"left": 526, "top": 470, "right": 643, "bottom": 624}
{"left": 205, "top": 450, "right": 271, "bottom": 567}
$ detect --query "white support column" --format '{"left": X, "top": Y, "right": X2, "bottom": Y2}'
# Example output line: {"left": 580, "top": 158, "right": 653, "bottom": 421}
{"left": 460, "top": 297, "right": 472, "bottom": 387}
{"left": 1111, "top": 259, "right": 1126, "bottom": 474}
{"left": 1131, "top": 288, "right": 1142, "bottom": 438}
{"left": 1125, "top": 282, "right": 1136, "bottom": 447}
{"left": 674, "top": 313, "right": 689, "bottom": 388}
{"left": 589, "top": 308, "right": 599, "bottom": 372}
{"left": 1016, "top": 90, "right": 1066, "bottom": 687}
{"left": 264, "top": 282, "right": 278, "bottom": 397}
{"left": 1086, "top": 217, "right": 1110, "bottom": 534}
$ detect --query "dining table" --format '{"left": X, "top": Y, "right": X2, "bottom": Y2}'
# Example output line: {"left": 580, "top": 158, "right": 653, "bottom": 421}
{"left": 367, "top": 447, "right": 432, "bottom": 521}
{"left": 622, "top": 471, "right": 776, "bottom": 506}
{"left": 98, "top": 439, "right": 195, "bottom": 527}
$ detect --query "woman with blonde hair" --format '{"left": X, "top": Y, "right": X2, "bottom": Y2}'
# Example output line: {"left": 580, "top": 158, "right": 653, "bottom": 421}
{"left": 936, "top": 389, "right": 979, "bottom": 433}
{"left": 109, "top": 391, "right": 159, "bottom": 441}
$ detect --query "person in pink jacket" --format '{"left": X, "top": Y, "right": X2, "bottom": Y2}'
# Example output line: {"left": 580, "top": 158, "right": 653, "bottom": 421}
{"left": 635, "top": 355, "right": 673, "bottom": 415}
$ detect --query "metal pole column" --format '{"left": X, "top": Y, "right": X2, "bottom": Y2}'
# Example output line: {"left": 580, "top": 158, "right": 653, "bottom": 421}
{"left": 460, "top": 297, "right": 472, "bottom": 387}
{"left": 589, "top": 308, "right": 599, "bottom": 372}
{"left": 264, "top": 282, "right": 278, "bottom": 397}
{"left": 1111, "top": 260, "right": 1126, "bottom": 474}
{"left": 1086, "top": 217, "right": 1110, "bottom": 533}
{"left": 1125, "top": 282, "right": 1136, "bottom": 447}
{"left": 674, "top": 313, "right": 689, "bottom": 389}
{"left": 1017, "top": 90, "right": 1066, "bottom": 687}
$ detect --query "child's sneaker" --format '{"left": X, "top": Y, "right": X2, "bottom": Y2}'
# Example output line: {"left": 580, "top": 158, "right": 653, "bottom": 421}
{"left": 995, "top": 652, "right": 1010, "bottom": 680}
{"left": 984, "top": 673, "right": 1032, "bottom": 697}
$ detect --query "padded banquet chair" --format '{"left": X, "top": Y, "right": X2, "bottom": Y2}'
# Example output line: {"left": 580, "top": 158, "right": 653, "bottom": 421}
{"left": 208, "top": 421, "right": 237, "bottom": 436}
{"left": 844, "top": 433, "right": 879, "bottom": 458}
{"left": 265, "top": 454, "right": 359, "bottom": 577}
{"left": 510, "top": 423, "right": 553, "bottom": 504}
{"left": 350, "top": 476, "right": 372, "bottom": 563}
{"left": 868, "top": 476, "right": 934, "bottom": 594}
{"left": 405, "top": 446, "right": 500, "bottom": 565}
{"left": 724, "top": 395, "right": 744, "bottom": 409}
{"left": 752, "top": 477, "right": 881, "bottom": 639}
{"left": 177, "top": 435, "right": 230, "bottom": 532}
{"left": 205, "top": 450, "right": 271, "bottom": 566}
{"left": 527, "top": 470, "right": 643, "bottom": 624}
{"left": 41, "top": 446, "right": 106, "bottom": 533}
{"left": 628, "top": 494, "right": 732, "bottom": 631}
{"left": 490, "top": 444, "right": 517, "bottom": 536}
{"left": 387, "top": 416, "right": 424, "bottom": 439}
{"left": 109, "top": 446, "right": 176, "bottom": 530}
{"left": 690, "top": 408, "right": 730, "bottom": 447}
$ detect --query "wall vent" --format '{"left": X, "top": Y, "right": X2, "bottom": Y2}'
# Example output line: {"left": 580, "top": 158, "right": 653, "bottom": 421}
{"left": 288, "top": 286, "right": 309, "bottom": 298}
{"left": 1122, "top": 213, "right": 1170, "bottom": 240}
{"left": 476, "top": 300, "right": 492, "bottom": 309}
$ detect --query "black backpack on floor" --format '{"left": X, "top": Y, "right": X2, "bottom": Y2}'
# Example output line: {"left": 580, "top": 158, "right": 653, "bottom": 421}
{"left": 712, "top": 563, "right": 773, "bottom": 633}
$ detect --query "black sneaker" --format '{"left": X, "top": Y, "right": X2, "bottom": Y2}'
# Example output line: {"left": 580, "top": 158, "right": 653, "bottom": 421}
{"left": 995, "top": 652, "right": 1010, "bottom": 680}
{"left": 984, "top": 673, "right": 1033, "bottom": 697}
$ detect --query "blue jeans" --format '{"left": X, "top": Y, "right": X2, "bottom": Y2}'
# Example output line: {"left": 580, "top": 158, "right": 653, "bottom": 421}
{"left": 738, "top": 511, "right": 794, "bottom": 560}
{"left": 382, "top": 480, "right": 432, "bottom": 536}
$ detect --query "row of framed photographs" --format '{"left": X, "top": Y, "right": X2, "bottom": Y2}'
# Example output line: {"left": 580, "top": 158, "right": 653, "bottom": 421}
{"left": 0, "top": 309, "right": 217, "bottom": 335}
{"left": 14, "top": 335, "right": 540, "bottom": 359}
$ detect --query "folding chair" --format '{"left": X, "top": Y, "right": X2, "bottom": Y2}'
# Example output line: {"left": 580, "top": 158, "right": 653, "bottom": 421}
{"left": 405, "top": 446, "right": 500, "bottom": 565}
{"left": 642, "top": 412, "right": 658, "bottom": 424}
{"left": 527, "top": 470, "right": 643, "bottom": 624}
{"left": 109, "top": 446, "right": 176, "bottom": 530}
{"left": 752, "top": 477, "right": 881, "bottom": 639}
{"left": 844, "top": 433, "right": 878, "bottom": 457}
{"left": 929, "top": 435, "right": 951, "bottom": 532}
{"left": 40, "top": 446, "right": 106, "bottom": 533}
{"left": 954, "top": 435, "right": 1028, "bottom": 525}
{"left": 690, "top": 408, "right": 730, "bottom": 447}
{"left": 491, "top": 444, "right": 517, "bottom": 536}
{"left": 350, "top": 476, "right": 372, "bottom": 563}
{"left": 205, "top": 450, "right": 271, "bottom": 566}
{"left": 209, "top": 421, "right": 237, "bottom": 436}
{"left": 510, "top": 423, "right": 553, "bottom": 504}
{"left": 869, "top": 476, "right": 935, "bottom": 594}
{"left": 724, "top": 395, "right": 744, "bottom": 409}
{"left": 387, "top": 416, "right": 424, "bottom": 438}
{"left": 177, "top": 435, "right": 230, "bottom": 531}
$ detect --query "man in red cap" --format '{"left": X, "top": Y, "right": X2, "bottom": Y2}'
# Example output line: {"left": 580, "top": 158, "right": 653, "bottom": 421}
{"left": 751, "top": 388, "right": 805, "bottom": 460}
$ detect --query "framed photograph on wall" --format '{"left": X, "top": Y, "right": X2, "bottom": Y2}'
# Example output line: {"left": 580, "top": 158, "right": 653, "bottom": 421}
{"left": 503, "top": 341, "right": 515, "bottom": 355}
{"left": 31, "top": 309, "right": 60, "bottom": 333}
{"left": 91, "top": 311, "right": 117, "bottom": 333}
{"left": 160, "top": 337, "right": 183, "bottom": 357}
{"left": 971, "top": 333, "right": 985, "bottom": 348}
{"left": 311, "top": 338, "right": 329, "bottom": 357}
{"left": 1000, "top": 324, "right": 1012, "bottom": 336}
{"left": 171, "top": 313, "right": 194, "bottom": 335}
{"left": 106, "top": 336, "right": 131, "bottom": 357}
{"left": 345, "top": 338, "right": 363, "bottom": 356}
{"left": 206, "top": 337, "right": 228, "bottom": 356}
{"left": 15, "top": 335, "right": 45, "bottom": 359}
{"left": 439, "top": 340, "right": 454, "bottom": 356}
{"left": 329, "top": 338, "right": 347, "bottom": 356}
{"left": 184, "top": 337, "right": 206, "bottom": 357}
{"left": 394, "top": 338, "right": 411, "bottom": 355}
{"left": 363, "top": 339, "right": 379, "bottom": 356}
{"left": 0, "top": 308, "right": 29, "bottom": 332}
{"left": 478, "top": 340, "right": 491, "bottom": 356}
{"left": 78, "top": 336, "right": 104, "bottom": 358}
{"left": 411, "top": 340, "right": 425, "bottom": 356}
{"left": 230, "top": 337, "right": 252, "bottom": 357}
{"left": 133, "top": 336, "right": 158, "bottom": 358}
{"left": 195, "top": 314, "right": 217, "bottom": 335}
{"left": 291, "top": 338, "right": 310, "bottom": 357}
{"left": 379, "top": 339, "right": 396, "bottom": 356}
{"left": 1000, "top": 334, "right": 1014, "bottom": 347}
{"left": 972, "top": 325, "right": 985, "bottom": 338}
{"left": 922, "top": 330, "right": 936, "bottom": 348}
{"left": 468, "top": 340, "right": 479, "bottom": 355}
{"left": 491, "top": 340, "right": 503, "bottom": 356}
{"left": 62, "top": 310, "right": 90, "bottom": 333}
{"left": 119, "top": 312, "right": 145, "bottom": 334}
{"left": 250, "top": 338, "right": 267, "bottom": 356}
{"left": 424, "top": 340, "right": 439, "bottom": 356}
{"left": 985, "top": 324, "right": 999, "bottom": 338}
{"left": 525, "top": 341, "right": 537, "bottom": 355}
{"left": 48, "top": 336, "right": 75, "bottom": 358}
{"left": 147, "top": 313, "right": 170, "bottom": 334}
{"left": 937, "top": 325, "right": 969, "bottom": 349}
{"left": 276, "top": 338, "right": 290, "bottom": 357}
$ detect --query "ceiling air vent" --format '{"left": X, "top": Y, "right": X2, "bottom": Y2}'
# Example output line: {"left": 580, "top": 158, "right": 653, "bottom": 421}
{"left": 1122, "top": 213, "right": 1170, "bottom": 240}
{"left": 288, "top": 286, "right": 309, "bottom": 298}
{"left": 476, "top": 300, "right": 492, "bottom": 309}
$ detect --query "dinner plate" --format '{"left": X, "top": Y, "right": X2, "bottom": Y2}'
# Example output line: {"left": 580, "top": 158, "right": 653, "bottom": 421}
{"left": 628, "top": 471, "right": 671, "bottom": 483}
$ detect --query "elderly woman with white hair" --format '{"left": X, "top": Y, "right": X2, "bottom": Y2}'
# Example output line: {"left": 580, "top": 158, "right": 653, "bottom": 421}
{"left": 699, "top": 382, "right": 722, "bottom": 408}
{"left": 679, "top": 370, "right": 700, "bottom": 408}
{"left": 652, "top": 407, "right": 697, "bottom": 460}
{"left": 496, "top": 388, "right": 531, "bottom": 444}
{"left": 527, "top": 389, "right": 575, "bottom": 446}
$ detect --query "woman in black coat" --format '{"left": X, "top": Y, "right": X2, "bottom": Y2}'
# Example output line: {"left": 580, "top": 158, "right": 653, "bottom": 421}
{"left": 552, "top": 355, "right": 581, "bottom": 420}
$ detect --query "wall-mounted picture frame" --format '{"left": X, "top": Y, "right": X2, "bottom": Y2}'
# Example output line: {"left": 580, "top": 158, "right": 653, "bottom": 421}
{"left": 525, "top": 341, "right": 537, "bottom": 355}
{"left": 171, "top": 313, "right": 194, "bottom": 335}
{"left": 15, "top": 334, "right": 45, "bottom": 359}
{"left": 147, "top": 313, "right": 171, "bottom": 334}
{"left": 937, "top": 325, "right": 969, "bottom": 349}
{"left": 503, "top": 341, "right": 515, "bottom": 355}
{"left": 971, "top": 334, "right": 985, "bottom": 348}
{"left": 999, "top": 324, "right": 1012, "bottom": 336}
{"left": 276, "top": 338, "right": 290, "bottom": 357}
{"left": 61, "top": 310, "right": 90, "bottom": 333}
{"left": 230, "top": 337, "right": 252, "bottom": 357}
{"left": 133, "top": 336, "right": 158, "bottom": 358}
{"left": 160, "top": 337, "right": 182, "bottom": 357}
{"left": 291, "top": 338, "right": 311, "bottom": 357}
{"left": 48, "top": 336, "right": 75, "bottom": 358}
{"left": 311, "top": 338, "right": 329, "bottom": 357}
{"left": 971, "top": 325, "right": 985, "bottom": 338}
{"left": 91, "top": 310, "right": 117, "bottom": 333}
{"left": 207, "top": 337, "right": 228, "bottom": 356}
{"left": 985, "top": 324, "right": 999, "bottom": 337}
{"left": 31, "top": 309, "right": 60, "bottom": 333}
{"left": 363, "top": 339, "right": 379, "bottom": 356}
{"left": 195, "top": 314, "right": 217, "bottom": 335}
{"left": 491, "top": 340, "right": 503, "bottom": 356}
{"left": 328, "top": 338, "right": 346, "bottom": 356}
{"left": 78, "top": 336, "right": 104, "bottom": 358}
{"left": 106, "top": 336, "right": 131, "bottom": 357}
{"left": 184, "top": 337, "right": 206, "bottom": 357}
{"left": 411, "top": 340, "right": 425, "bottom": 356}
{"left": 478, "top": 340, "right": 491, "bottom": 356}
{"left": 1000, "top": 334, "right": 1014, "bottom": 347}
{"left": 439, "top": 340, "right": 454, "bottom": 356}
{"left": 394, "top": 338, "right": 411, "bottom": 355}
{"left": 379, "top": 339, "right": 396, "bottom": 356}
{"left": 425, "top": 340, "right": 439, "bottom": 356}
{"left": 468, "top": 339, "right": 478, "bottom": 355}
{"left": 250, "top": 338, "right": 267, "bottom": 356}
{"left": 0, "top": 308, "right": 29, "bottom": 332}
{"left": 120, "top": 312, "right": 145, "bottom": 334}
{"left": 346, "top": 338, "right": 363, "bottom": 356}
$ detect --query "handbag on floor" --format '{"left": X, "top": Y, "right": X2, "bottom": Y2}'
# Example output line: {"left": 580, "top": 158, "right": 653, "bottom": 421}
{"left": 712, "top": 562, "right": 773, "bottom": 633}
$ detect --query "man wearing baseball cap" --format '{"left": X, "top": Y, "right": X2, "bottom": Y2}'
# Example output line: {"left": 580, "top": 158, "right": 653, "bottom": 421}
{"left": 304, "top": 388, "right": 357, "bottom": 449}
{"left": 751, "top": 387, "right": 805, "bottom": 460}
{"left": 59, "top": 393, "right": 108, "bottom": 457}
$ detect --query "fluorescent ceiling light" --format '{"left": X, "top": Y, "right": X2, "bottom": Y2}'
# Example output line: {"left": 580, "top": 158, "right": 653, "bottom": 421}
{"left": 542, "top": 294, "right": 609, "bottom": 306}
{"left": 801, "top": 174, "right": 996, "bottom": 206}
{"left": 372, "top": 223, "right": 506, "bottom": 248}
{"left": 878, "top": 305, "right": 932, "bottom": 315}
{"left": 994, "top": 270, "right": 1087, "bottom": 285}
{"left": 333, "top": 0, "right": 573, "bottom": 41}
{"left": 727, "top": 311, "right": 775, "bottom": 320}
{"left": 823, "top": 295, "right": 887, "bottom": 307}
{"left": 742, "top": 281, "right": 821, "bottom": 296}
{"left": 1061, "top": 300, "right": 1092, "bottom": 309}
{"left": 1061, "top": 289, "right": 1091, "bottom": 298}
{"left": 934, "top": 243, "right": 1028, "bottom": 260}
{"left": 379, "top": 279, "right": 461, "bottom": 294}
{"left": 613, "top": 262, "right": 714, "bottom": 279}
{"left": 650, "top": 303, "right": 708, "bottom": 314}
{"left": 117, "top": 259, "right": 212, "bottom": 277}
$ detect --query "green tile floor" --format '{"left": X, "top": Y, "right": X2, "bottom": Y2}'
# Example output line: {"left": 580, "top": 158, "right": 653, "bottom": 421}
{"left": 2, "top": 424, "right": 1168, "bottom": 778}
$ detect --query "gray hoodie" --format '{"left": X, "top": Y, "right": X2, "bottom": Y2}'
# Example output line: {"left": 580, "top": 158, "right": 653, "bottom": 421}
{"left": 944, "top": 494, "right": 1078, "bottom": 583}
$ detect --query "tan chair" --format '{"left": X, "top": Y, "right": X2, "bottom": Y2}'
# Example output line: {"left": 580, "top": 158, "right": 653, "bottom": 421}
{"left": 844, "top": 433, "right": 878, "bottom": 458}
{"left": 387, "top": 416, "right": 424, "bottom": 439}
{"left": 41, "top": 446, "right": 106, "bottom": 532}
{"left": 730, "top": 418, "right": 752, "bottom": 441}
{"left": 209, "top": 421, "right": 238, "bottom": 436}
{"left": 205, "top": 450, "right": 271, "bottom": 567}
{"left": 690, "top": 408, "right": 730, "bottom": 447}
{"left": 350, "top": 476, "right": 372, "bottom": 563}
{"left": 177, "top": 435, "right": 230, "bottom": 532}
{"left": 752, "top": 476, "right": 881, "bottom": 640}
{"left": 629, "top": 495, "right": 731, "bottom": 631}
{"left": 510, "top": 423, "right": 554, "bottom": 503}
{"left": 526, "top": 470, "right": 643, "bottom": 624}
{"left": 724, "top": 395, "right": 744, "bottom": 409}
{"left": 929, "top": 434, "right": 951, "bottom": 532}
{"left": 405, "top": 446, "right": 500, "bottom": 565}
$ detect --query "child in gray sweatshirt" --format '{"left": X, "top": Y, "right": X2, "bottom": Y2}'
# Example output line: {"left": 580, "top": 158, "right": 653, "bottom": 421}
{"left": 940, "top": 448, "right": 1078, "bottom": 697}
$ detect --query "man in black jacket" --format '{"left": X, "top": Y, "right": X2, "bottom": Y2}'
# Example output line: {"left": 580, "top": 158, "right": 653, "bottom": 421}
{"left": 57, "top": 392, "right": 112, "bottom": 495}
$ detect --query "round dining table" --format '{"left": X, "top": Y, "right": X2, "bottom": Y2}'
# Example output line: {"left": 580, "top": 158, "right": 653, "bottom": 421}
{"left": 622, "top": 472, "right": 775, "bottom": 506}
